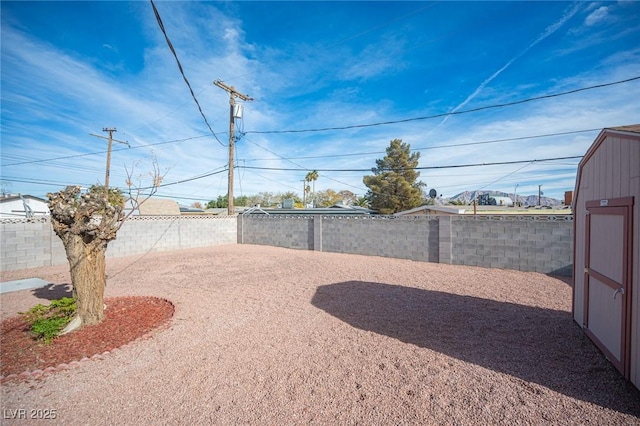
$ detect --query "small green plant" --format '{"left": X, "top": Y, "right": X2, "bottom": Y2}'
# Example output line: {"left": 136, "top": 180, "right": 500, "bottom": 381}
{"left": 20, "top": 297, "right": 77, "bottom": 344}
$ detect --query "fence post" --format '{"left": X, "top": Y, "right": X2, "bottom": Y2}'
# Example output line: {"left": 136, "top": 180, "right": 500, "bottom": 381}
{"left": 313, "top": 215, "right": 322, "bottom": 251}
{"left": 439, "top": 216, "right": 452, "bottom": 264}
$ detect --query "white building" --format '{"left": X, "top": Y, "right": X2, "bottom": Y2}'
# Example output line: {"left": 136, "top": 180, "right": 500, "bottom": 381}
{"left": 0, "top": 194, "right": 50, "bottom": 218}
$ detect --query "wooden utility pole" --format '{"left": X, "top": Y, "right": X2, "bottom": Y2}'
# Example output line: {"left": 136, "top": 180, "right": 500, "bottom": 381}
{"left": 214, "top": 80, "right": 253, "bottom": 215}
{"left": 538, "top": 184, "right": 543, "bottom": 206}
{"left": 302, "top": 179, "right": 307, "bottom": 205}
{"left": 90, "top": 129, "right": 129, "bottom": 196}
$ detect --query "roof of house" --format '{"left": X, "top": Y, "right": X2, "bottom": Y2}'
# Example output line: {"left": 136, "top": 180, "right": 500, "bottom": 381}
{"left": 242, "top": 204, "right": 373, "bottom": 215}
{"left": 395, "top": 205, "right": 466, "bottom": 216}
{"left": 205, "top": 208, "right": 230, "bottom": 215}
{"left": 0, "top": 194, "right": 48, "bottom": 203}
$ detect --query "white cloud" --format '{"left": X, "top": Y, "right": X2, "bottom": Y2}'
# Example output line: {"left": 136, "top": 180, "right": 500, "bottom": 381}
{"left": 585, "top": 6, "right": 609, "bottom": 26}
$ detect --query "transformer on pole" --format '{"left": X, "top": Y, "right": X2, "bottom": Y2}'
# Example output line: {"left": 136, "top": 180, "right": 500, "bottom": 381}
{"left": 213, "top": 80, "right": 253, "bottom": 215}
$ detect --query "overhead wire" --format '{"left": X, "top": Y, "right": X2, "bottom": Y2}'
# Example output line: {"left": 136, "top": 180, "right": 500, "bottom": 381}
{"left": 1, "top": 134, "right": 212, "bottom": 167}
{"left": 149, "top": 0, "right": 225, "bottom": 147}
{"left": 138, "top": 165, "right": 228, "bottom": 190}
{"left": 245, "top": 76, "right": 640, "bottom": 134}
{"left": 1, "top": 125, "right": 600, "bottom": 169}
{"left": 236, "top": 155, "right": 583, "bottom": 172}
{"left": 475, "top": 161, "right": 535, "bottom": 192}
{"left": 240, "top": 128, "right": 600, "bottom": 163}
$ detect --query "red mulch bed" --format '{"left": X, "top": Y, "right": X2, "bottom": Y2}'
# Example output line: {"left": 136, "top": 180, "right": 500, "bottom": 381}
{"left": 1, "top": 296, "right": 174, "bottom": 379}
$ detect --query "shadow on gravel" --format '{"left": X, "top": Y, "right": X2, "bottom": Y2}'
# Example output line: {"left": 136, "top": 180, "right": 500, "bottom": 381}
{"left": 31, "top": 283, "right": 73, "bottom": 300}
{"left": 311, "top": 281, "right": 640, "bottom": 417}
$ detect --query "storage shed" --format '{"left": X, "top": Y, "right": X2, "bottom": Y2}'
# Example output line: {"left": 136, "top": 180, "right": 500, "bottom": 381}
{"left": 573, "top": 124, "right": 640, "bottom": 390}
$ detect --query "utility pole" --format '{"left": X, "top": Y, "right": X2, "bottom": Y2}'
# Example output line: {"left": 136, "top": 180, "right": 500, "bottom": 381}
{"left": 302, "top": 179, "right": 307, "bottom": 206}
{"left": 538, "top": 184, "right": 543, "bottom": 206}
{"left": 213, "top": 80, "right": 253, "bottom": 215}
{"left": 90, "top": 129, "right": 129, "bottom": 196}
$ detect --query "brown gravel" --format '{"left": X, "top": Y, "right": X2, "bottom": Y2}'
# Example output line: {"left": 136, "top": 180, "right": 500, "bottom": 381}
{"left": 1, "top": 244, "right": 639, "bottom": 425}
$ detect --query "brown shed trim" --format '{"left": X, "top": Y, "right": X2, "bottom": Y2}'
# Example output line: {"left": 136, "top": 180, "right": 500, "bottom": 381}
{"left": 574, "top": 126, "right": 640, "bottom": 208}
{"left": 585, "top": 197, "right": 635, "bottom": 209}
{"left": 572, "top": 126, "right": 640, "bottom": 318}
{"left": 582, "top": 197, "right": 634, "bottom": 377}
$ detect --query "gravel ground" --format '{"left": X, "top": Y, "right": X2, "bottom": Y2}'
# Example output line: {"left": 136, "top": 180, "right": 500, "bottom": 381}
{"left": 1, "top": 244, "right": 639, "bottom": 425}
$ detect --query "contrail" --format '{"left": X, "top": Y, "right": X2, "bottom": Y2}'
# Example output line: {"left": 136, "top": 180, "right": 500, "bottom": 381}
{"left": 430, "top": 2, "right": 582, "bottom": 132}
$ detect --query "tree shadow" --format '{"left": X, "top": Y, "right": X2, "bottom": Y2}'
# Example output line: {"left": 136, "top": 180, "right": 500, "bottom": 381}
{"left": 31, "top": 283, "right": 73, "bottom": 301}
{"left": 311, "top": 281, "right": 640, "bottom": 416}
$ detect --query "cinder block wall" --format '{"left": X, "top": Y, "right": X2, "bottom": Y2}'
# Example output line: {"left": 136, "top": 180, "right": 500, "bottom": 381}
{"left": 1, "top": 216, "right": 237, "bottom": 272}
{"left": 238, "top": 215, "right": 314, "bottom": 249}
{"left": 2, "top": 214, "right": 573, "bottom": 275}
{"left": 108, "top": 216, "right": 237, "bottom": 257}
{"left": 0, "top": 218, "right": 66, "bottom": 271}
{"left": 449, "top": 215, "right": 573, "bottom": 274}
{"left": 320, "top": 216, "right": 439, "bottom": 262}
{"left": 238, "top": 214, "right": 573, "bottom": 275}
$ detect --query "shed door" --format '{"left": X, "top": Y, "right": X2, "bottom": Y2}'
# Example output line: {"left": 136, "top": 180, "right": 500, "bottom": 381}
{"left": 584, "top": 198, "right": 633, "bottom": 377}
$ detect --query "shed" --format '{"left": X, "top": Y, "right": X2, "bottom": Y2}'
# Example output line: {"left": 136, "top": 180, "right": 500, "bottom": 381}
{"left": 573, "top": 124, "right": 640, "bottom": 390}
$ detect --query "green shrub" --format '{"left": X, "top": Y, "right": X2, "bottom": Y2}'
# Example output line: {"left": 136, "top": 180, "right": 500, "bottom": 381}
{"left": 20, "top": 297, "right": 77, "bottom": 344}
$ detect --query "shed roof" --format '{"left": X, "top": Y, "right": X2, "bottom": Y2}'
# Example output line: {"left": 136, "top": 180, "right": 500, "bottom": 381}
{"left": 573, "top": 124, "right": 640, "bottom": 208}
{"left": 607, "top": 124, "right": 640, "bottom": 134}
{"left": 581, "top": 124, "right": 640, "bottom": 167}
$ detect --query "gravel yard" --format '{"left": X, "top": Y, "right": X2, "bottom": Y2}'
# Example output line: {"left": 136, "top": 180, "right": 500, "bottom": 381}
{"left": 1, "top": 244, "right": 639, "bottom": 425}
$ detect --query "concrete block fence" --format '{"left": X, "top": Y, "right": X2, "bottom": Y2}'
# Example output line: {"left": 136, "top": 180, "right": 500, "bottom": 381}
{"left": 0, "top": 217, "right": 66, "bottom": 272}
{"left": 2, "top": 214, "right": 572, "bottom": 275}
{"left": 238, "top": 214, "right": 573, "bottom": 275}
{"left": 0, "top": 216, "right": 237, "bottom": 272}
{"left": 448, "top": 215, "right": 573, "bottom": 275}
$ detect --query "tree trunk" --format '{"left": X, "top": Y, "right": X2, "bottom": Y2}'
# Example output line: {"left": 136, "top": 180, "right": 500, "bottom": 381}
{"left": 64, "top": 234, "right": 107, "bottom": 326}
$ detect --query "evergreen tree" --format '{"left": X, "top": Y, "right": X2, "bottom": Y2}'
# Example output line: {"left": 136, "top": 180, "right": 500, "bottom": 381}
{"left": 363, "top": 139, "right": 425, "bottom": 214}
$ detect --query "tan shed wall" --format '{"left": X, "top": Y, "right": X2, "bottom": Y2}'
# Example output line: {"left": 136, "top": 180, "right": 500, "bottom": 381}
{"left": 573, "top": 131, "right": 640, "bottom": 389}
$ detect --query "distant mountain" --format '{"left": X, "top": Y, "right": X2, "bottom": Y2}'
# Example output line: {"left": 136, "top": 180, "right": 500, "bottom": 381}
{"left": 444, "top": 190, "right": 562, "bottom": 206}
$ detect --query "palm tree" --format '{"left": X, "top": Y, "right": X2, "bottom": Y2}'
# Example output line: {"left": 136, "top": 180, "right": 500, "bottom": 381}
{"left": 305, "top": 170, "right": 319, "bottom": 207}
{"left": 355, "top": 196, "right": 369, "bottom": 208}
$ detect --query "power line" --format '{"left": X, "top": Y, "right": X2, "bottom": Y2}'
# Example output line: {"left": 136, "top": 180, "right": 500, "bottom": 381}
{"left": 0, "top": 126, "right": 602, "bottom": 169}
{"left": 2, "top": 134, "right": 211, "bottom": 167}
{"left": 0, "top": 177, "right": 94, "bottom": 188}
{"left": 246, "top": 76, "right": 640, "bottom": 134}
{"left": 241, "top": 128, "right": 600, "bottom": 162}
{"left": 138, "top": 166, "right": 228, "bottom": 190}
{"left": 236, "top": 155, "right": 584, "bottom": 172}
{"left": 150, "top": 0, "right": 224, "bottom": 147}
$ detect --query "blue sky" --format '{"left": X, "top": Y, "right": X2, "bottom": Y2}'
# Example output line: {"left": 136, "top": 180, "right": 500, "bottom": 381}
{"left": 2, "top": 1, "right": 639, "bottom": 206}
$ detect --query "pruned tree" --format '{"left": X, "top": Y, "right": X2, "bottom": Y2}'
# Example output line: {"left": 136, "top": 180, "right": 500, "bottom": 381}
{"left": 362, "top": 139, "right": 425, "bottom": 214}
{"left": 47, "top": 159, "right": 165, "bottom": 332}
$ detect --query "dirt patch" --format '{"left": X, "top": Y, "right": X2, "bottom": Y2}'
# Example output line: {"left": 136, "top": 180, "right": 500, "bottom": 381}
{"left": 1, "top": 297, "right": 174, "bottom": 379}
{"left": 1, "top": 245, "right": 639, "bottom": 425}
